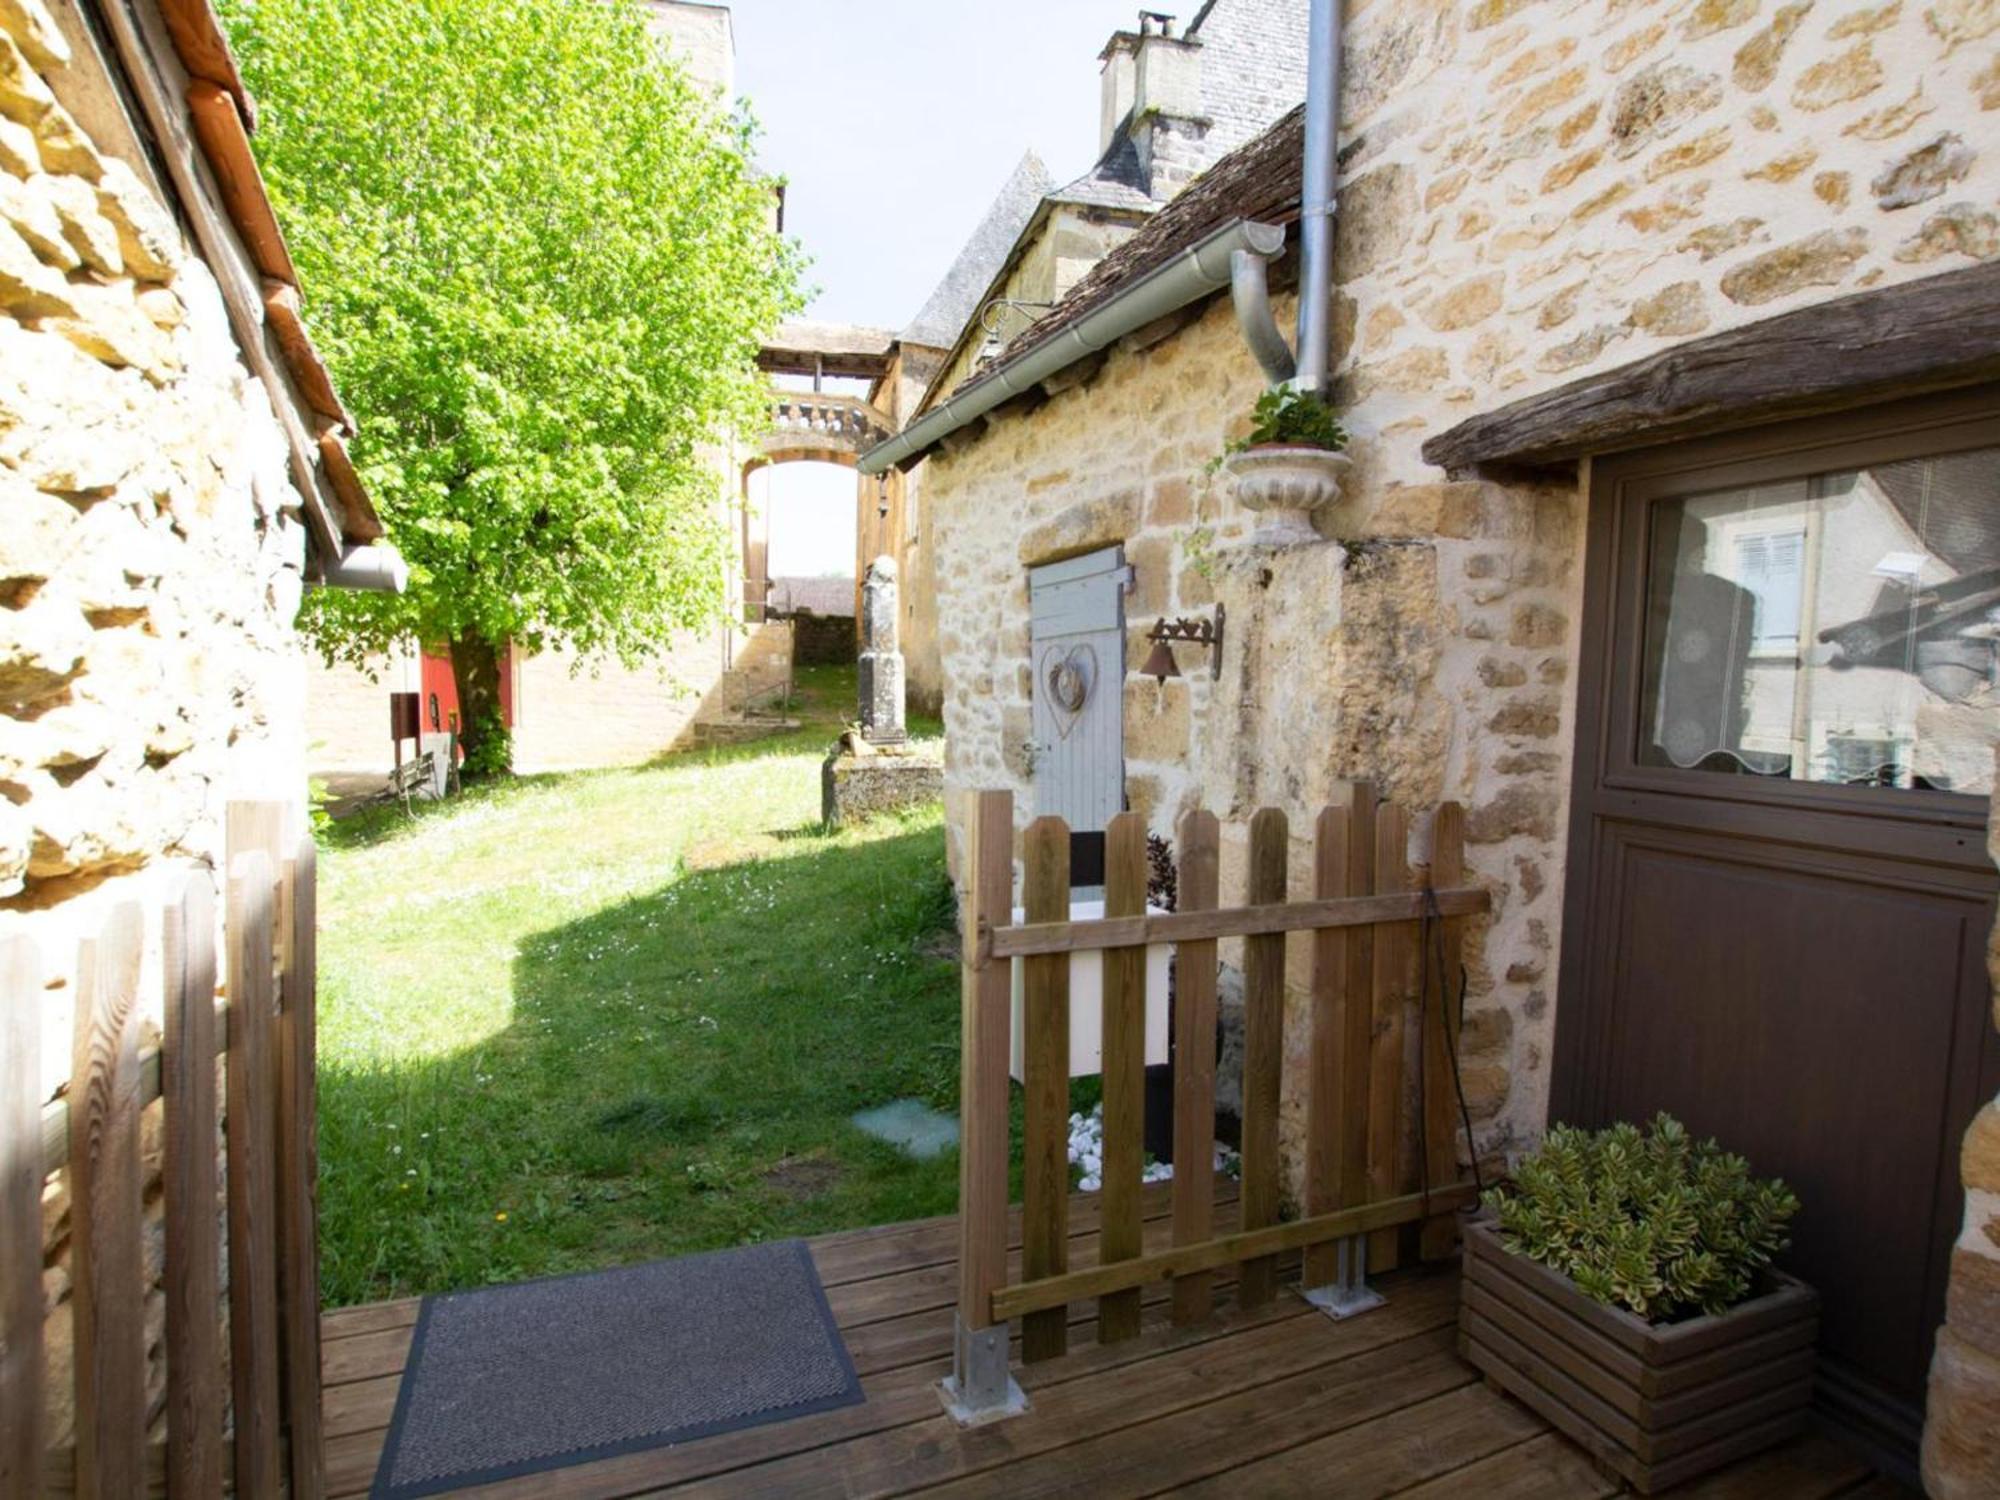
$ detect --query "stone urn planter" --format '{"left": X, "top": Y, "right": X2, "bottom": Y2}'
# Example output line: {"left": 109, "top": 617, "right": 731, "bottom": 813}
{"left": 1221, "top": 444, "right": 1351, "bottom": 544}
{"left": 1459, "top": 1219, "right": 1819, "bottom": 1493}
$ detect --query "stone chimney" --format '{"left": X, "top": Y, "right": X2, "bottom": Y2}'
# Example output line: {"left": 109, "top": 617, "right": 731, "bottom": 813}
{"left": 641, "top": 0, "right": 736, "bottom": 100}
{"left": 1098, "top": 11, "right": 1209, "bottom": 201}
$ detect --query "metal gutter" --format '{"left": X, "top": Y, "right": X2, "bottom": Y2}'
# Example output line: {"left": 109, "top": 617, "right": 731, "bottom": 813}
{"left": 316, "top": 543, "right": 410, "bottom": 593}
{"left": 858, "top": 217, "right": 1286, "bottom": 474}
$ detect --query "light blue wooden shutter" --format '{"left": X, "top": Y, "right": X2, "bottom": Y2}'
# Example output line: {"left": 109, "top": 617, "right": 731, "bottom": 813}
{"left": 1029, "top": 546, "right": 1130, "bottom": 834}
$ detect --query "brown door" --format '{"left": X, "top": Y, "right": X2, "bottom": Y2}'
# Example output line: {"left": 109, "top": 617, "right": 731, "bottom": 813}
{"left": 1554, "top": 385, "right": 2000, "bottom": 1462}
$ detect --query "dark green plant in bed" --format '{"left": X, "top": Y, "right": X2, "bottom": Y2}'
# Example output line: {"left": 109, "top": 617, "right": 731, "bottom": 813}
{"left": 1484, "top": 1113, "right": 1799, "bottom": 1322}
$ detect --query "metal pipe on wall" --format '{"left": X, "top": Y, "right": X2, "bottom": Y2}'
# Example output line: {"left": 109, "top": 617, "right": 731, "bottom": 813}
{"left": 1293, "top": 0, "right": 1343, "bottom": 397}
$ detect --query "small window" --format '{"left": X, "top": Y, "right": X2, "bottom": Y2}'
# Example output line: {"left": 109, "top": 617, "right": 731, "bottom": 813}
{"left": 1639, "top": 445, "right": 2000, "bottom": 795}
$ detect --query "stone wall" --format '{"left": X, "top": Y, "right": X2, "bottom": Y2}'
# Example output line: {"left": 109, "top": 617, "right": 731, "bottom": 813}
{"left": 924, "top": 0, "right": 2000, "bottom": 1190}
{"left": 1922, "top": 744, "right": 2000, "bottom": 1497}
{"left": 1, "top": 0, "right": 316, "bottom": 1451}
{"left": 2, "top": 0, "right": 310, "bottom": 1082}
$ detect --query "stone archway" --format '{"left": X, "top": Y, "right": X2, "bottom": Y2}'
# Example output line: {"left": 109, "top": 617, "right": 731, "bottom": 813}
{"left": 748, "top": 323, "right": 898, "bottom": 623}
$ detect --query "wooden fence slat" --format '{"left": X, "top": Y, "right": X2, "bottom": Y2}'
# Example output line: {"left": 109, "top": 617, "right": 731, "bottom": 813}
{"left": 1, "top": 935, "right": 44, "bottom": 1499}
{"left": 1301, "top": 804, "right": 1349, "bottom": 1290}
{"left": 71, "top": 903, "right": 147, "bottom": 1500}
{"left": 1097, "top": 812, "right": 1148, "bottom": 1343}
{"left": 1238, "top": 807, "right": 1287, "bottom": 1309}
{"left": 1339, "top": 784, "right": 1377, "bottom": 1220}
{"left": 1421, "top": 803, "right": 1469, "bottom": 1263}
{"left": 163, "top": 872, "right": 225, "bottom": 1500}
{"left": 226, "top": 850, "right": 282, "bottom": 1498}
{"left": 1020, "top": 818, "right": 1070, "bottom": 1363}
{"left": 1368, "top": 801, "right": 1409, "bottom": 1273}
{"left": 1169, "top": 809, "right": 1220, "bottom": 1326}
{"left": 280, "top": 839, "right": 326, "bottom": 1498}
{"left": 957, "top": 791, "right": 1014, "bottom": 1336}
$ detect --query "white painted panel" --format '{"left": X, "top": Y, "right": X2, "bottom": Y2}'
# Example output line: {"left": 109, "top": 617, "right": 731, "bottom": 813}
{"left": 1008, "top": 899, "right": 1171, "bottom": 1079}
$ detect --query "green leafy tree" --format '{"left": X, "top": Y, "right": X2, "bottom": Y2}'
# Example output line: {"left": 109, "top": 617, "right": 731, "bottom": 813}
{"left": 221, "top": 0, "right": 802, "bottom": 773}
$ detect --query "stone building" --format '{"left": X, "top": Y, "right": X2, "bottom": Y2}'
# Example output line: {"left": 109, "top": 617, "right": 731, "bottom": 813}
{"left": 1, "top": 0, "right": 390, "bottom": 1456}
{"left": 861, "top": 0, "right": 2000, "bottom": 1487}
{"left": 3, "top": 0, "right": 386, "bottom": 1037}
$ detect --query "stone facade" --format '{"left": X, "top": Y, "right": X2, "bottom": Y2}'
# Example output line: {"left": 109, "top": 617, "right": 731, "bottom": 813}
{"left": 918, "top": 1, "right": 2000, "bottom": 1439}
{"left": 2, "top": 0, "right": 318, "bottom": 1077}
{"left": 1923, "top": 745, "right": 2000, "bottom": 1497}
{"left": 1, "top": 0, "right": 376, "bottom": 1456}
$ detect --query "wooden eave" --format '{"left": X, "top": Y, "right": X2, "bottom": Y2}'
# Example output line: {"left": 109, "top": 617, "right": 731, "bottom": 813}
{"left": 90, "top": 0, "right": 381, "bottom": 553}
{"left": 1423, "top": 261, "right": 2000, "bottom": 474}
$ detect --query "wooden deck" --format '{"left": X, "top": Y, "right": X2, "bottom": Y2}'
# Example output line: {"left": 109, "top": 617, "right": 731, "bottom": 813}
{"left": 321, "top": 1185, "right": 1906, "bottom": 1498}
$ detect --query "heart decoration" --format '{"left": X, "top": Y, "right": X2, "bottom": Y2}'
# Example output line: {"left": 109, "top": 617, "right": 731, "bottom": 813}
{"left": 1041, "top": 643, "right": 1097, "bottom": 740}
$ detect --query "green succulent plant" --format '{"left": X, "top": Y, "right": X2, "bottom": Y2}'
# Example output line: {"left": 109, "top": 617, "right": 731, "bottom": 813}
{"left": 1484, "top": 1114, "right": 1799, "bottom": 1323}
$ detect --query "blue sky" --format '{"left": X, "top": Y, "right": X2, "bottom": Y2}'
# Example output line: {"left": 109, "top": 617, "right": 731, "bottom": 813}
{"left": 734, "top": 0, "right": 1145, "bottom": 329}
{"left": 731, "top": 1, "right": 1145, "bottom": 574}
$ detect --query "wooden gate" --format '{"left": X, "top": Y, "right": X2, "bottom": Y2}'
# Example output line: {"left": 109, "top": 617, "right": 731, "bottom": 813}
{"left": 947, "top": 785, "right": 1490, "bottom": 1416}
{"left": 1, "top": 804, "right": 324, "bottom": 1498}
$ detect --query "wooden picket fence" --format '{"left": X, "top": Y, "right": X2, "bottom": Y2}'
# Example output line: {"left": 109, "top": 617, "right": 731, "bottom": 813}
{"left": 0, "top": 803, "right": 323, "bottom": 1498}
{"left": 954, "top": 784, "right": 1490, "bottom": 1395}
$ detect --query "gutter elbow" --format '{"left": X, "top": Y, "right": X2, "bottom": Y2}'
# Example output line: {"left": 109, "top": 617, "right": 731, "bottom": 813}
{"left": 1231, "top": 247, "right": 1296, "bottom": 387}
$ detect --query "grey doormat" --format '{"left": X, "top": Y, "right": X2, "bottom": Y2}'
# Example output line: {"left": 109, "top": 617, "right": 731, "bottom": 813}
{"left": 371, "top": 1239, "right": 863, "bottom": 1497}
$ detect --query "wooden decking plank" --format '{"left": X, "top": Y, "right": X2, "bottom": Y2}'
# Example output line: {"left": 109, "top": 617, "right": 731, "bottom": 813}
{"left": 1653, "top": 1431, "right": 1877, "bottom": 1498}
{"left": 1164, "top": 1381, "right": 1544, "bottom": 1498}
{"left": 318, "top": 1183, "right": 1241, "bottom": 1345}
{"left": 328, "top": 1275, "right": 1320, "bottom": 1499}
{"left": 894, "top": 1328, "right": 1470, "bottom": 1500}
{"left": 665, "top": 1278, "right": 1462, "bottom": 1499}
{"left": 1389, "top": 1431, "right": 1622, "bottom": 1500}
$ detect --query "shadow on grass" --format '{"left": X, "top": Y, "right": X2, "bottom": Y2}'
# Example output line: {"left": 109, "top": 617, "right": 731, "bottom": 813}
{"left": 315, "top": 818, "right": 968, "bottom": 1305}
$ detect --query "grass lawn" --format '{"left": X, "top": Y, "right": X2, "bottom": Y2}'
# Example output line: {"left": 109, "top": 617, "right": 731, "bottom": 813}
{"left": 314, "top": 663, "right": 965, "bottom": 1307}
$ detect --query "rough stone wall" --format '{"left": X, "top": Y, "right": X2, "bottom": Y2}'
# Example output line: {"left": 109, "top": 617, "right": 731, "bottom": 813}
{"left": 925, "top": 0, "right": 2000, "bottom": 1190}
{"left": 1921, "top": 745, "right": 2000, "bottom": 1498}
{"left": 2, "top": 0, "right": 309, "bottom": 1079}
{"left": 1, "top": 0, "right": 314, "bottom": 1450}
{"left": 640, "top": 0, "right": 734, "bottom": 99}
{"left": 305, "top": 645, "right": 422, "bottom": 773}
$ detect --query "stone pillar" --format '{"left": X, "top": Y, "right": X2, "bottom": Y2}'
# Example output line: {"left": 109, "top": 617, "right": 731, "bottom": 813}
{"left": 857, "top": 555, "right": 906, "bottom": 746}
{"left": 1921, "top": 744, "right": 2000, "bottom": 1497}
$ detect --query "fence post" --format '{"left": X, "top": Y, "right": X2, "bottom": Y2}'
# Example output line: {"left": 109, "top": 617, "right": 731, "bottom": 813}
{"left": 71, "top": 903, "right": 147, "bottom": 1499}
{"left": 1098, "top": 811, "right": 1148, "bottom": 1341}
{"left": 280, "top": 836, "right": 326, "bottom": 1497}
{"left": 0, "top": 935, "right": 43, "bottom": 1497}
{"left": 163, "top": 872, "right": 225, "bottom": 1498}
{"left": 1169, "top": 809, "right": 1220, "bottom": 1325}
{"left": 1020, "top": 817, "right": 1070, "bottom": 1363}
{"left": 227, "top": 849, "right": 283, "bottom": 1496}
{"left": 1238, "top": 808, "right": 1288, "bottom": 1308}
{"left": 942, "top": 790, "right": 1026, "bottom": 1423}
{"left": 1367, "top": 800, "right": 1410, "bottom": 1274}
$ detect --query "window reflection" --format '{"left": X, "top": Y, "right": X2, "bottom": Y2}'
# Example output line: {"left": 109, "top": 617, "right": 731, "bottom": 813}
{"left": 1641, "top": 446, "right": 2000, "bottom": 796}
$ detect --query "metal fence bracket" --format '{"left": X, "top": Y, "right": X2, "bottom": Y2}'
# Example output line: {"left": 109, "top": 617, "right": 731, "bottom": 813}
{"left": 938, "top": 1314, "right": 1028, "bottom": 1426}
{"left": 1301, "top": 1234, "right": 1387, "bottom": 1321}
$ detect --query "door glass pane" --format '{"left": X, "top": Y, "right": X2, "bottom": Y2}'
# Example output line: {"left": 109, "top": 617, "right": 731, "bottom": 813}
{"left": 1640, "top": 444, "right": 2000, "bottom": 796}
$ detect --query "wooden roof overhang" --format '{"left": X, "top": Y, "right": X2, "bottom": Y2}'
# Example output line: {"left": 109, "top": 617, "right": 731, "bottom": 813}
{"left": 757, "top": 321, "right": 897, "bottom": 381}
{"left": 84, "top": 0, "right": 384, "bottom": 563}
{"left": 1423, "top": 261, "right": 2000, "bottom": 475}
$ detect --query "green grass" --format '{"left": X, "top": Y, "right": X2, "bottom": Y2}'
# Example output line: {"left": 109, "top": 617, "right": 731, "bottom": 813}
{"left": 314, "top": 664, "right": 967, "bottom": 1306}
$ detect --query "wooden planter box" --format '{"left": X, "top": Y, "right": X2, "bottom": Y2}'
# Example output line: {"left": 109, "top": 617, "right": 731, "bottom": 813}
{"left": 1460, "top": 1219, "right": 1818, "bottom": 1493}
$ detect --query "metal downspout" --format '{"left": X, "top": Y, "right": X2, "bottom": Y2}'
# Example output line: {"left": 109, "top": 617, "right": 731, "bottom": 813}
{"left": 1294, "top": 0, "right": 1342, "bottom": 396}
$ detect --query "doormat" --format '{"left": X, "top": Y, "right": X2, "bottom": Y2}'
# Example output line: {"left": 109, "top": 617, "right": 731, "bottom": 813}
{"left": 370, "top": 1239, "right": 862, "bottom": 1498}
